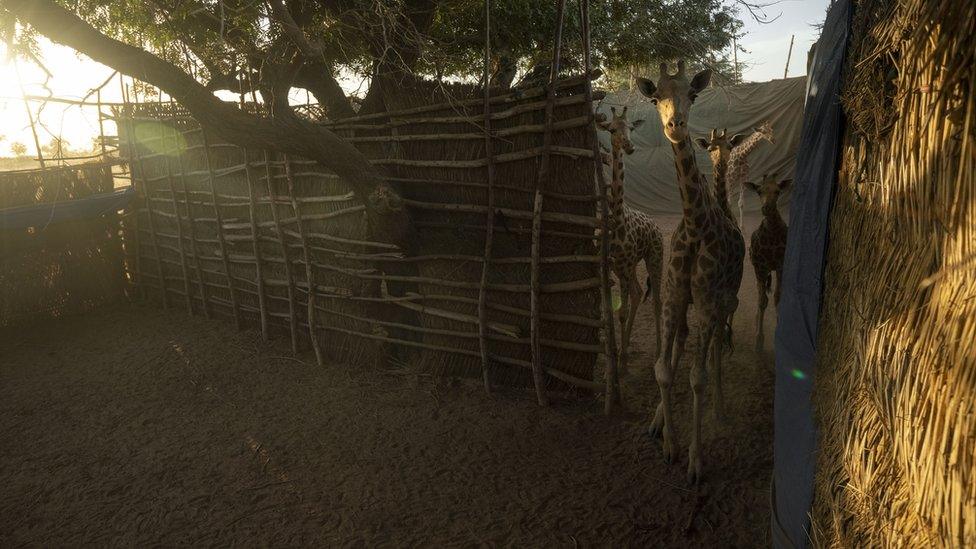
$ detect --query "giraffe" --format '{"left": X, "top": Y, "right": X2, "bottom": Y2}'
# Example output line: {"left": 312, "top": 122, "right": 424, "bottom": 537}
{"left": 636, "top": 61, "right": 745, "bottom": 483}
{"left": 744, "top": 173, "right": 791, "bottom": 354}
{"left": 694, "top": 128, "right": 748, "bottom": 223}
{"left": 596, "top": 106, "right": 665, "bottom": 361}
{"left": 726, "top": 122, "right": 774, "bottom": 229}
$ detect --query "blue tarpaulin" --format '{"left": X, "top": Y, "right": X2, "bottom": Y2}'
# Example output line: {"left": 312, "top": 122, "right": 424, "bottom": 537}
{"left": 771, "top": 0, "right": 851, "bottom": 547}
{"left": 0, "top": 187, "right": 135, "bottom": 232}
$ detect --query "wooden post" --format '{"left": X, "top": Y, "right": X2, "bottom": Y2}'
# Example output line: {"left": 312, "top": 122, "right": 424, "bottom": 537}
{"left": 784, "top": 34, "right": 796, "bottom": 79}
{"left": 175, "top": 117, "right": 211, "bottom": 319}
{"left": 13, "top": 59, "right": 45, "bottom": 169}
{"left": 527, "top": 0, "right": 567, "bottom": 407}
{"left": 579, "top": 0, "right": 620, "bottom": 415}
{"left": 126, "top": 118, "right": 169, "bottom": 308}
{"left": 200, "top": 129, "right": 243, "bottom": 329}
{"left": 265, "top": 151, "right": 300, "bottom": 354}
{"left": 477, "top": 0, "right": 496, "bottom": 396}
{"left": 96, "top": 88, "right": 107, "bottom": 157}
{"left": 283, "top": 155, "right": 324, "bottom": 366}
{"left": 164, "top": 122, "right": 194, "bottom": 315}
{"left": 244, "top": 148, "right": 270, "bottom": 340}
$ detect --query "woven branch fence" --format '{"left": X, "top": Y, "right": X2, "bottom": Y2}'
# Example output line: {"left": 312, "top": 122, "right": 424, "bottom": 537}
{"left": 0, "top": 163, "right": 127, "bottom": 326}
{"left": 812, "top": 0, "right": 975, "bottom": 546}
{"left": 113, "top": 72, "right": 619, "bottom": 399}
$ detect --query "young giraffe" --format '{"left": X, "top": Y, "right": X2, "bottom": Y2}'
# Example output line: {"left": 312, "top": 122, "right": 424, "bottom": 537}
{"left": 744, "top": 173, "right": 792, "bottom": 354}
{"left": 596, "top": 107, "right": 665, "bottom": 360}
{"left": 637, "top": 61, "right": 745, "bottom": 483}
{"left": 727, "top": 122, "right": 774, "bottom": 229}
{"left": 694, "top": 128, "right": 748, "bottom": 223}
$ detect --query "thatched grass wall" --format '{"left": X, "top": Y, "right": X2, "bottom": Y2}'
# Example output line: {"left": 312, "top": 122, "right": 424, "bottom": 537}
{"left": 116, "top": 74, "right": 610, "bottom": 394}
{"left": 0, "top": 163, "right": 127, "bottom": 326}
{"left": 812, "top": 0, "right": 975, "bottom": 545}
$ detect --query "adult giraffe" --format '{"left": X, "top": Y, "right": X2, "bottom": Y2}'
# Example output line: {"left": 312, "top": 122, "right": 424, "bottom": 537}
{"left": 637, "top": 61, "right": 745, "bottom": 483}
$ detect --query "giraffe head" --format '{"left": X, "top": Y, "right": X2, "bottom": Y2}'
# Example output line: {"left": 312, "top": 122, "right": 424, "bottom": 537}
{"left": 635, "top": 60, "right": 711, "bottom": 143}
{"left": 694, "top": 128, "right": 748, "bottom": 167}
{"left": 597, "top": 106, "right": 644, "bottom": 155}
{"left": 744, "top": 173, "right": 792, "bottom": 215}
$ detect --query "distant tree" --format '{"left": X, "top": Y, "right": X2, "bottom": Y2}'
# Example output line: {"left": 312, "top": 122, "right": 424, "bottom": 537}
{"left": 40, "top": 137, "right": 70, "bottom": 158}
{"left": 10, "top": 142, "right": 28, "bottom": 157}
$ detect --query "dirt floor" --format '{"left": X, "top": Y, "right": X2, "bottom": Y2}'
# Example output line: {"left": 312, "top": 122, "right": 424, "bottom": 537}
{"left": 0, "top": 214, "right": 776, "bottom": 547}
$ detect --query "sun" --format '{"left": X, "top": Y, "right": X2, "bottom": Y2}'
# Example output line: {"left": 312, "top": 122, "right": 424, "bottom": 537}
{"left": 0, "top": 39, "right": 120, "bottom": 159}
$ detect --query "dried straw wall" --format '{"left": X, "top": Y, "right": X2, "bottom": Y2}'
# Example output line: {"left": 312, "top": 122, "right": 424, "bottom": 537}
{"left": 0, "top": 163, "right": 127, "bottom": 326}
{"left": 117, "top": 75, "right": 610, "bottom": 393}
{"left": 812, "top": 0, "right": 975, "bottom": 545}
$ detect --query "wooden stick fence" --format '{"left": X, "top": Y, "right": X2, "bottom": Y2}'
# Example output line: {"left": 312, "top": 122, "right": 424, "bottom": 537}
{"left": 114, "top": 54, "right": 617, "bottom": 402}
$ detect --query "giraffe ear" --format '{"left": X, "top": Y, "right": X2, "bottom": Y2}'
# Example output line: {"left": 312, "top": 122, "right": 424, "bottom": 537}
{"left": 595, "top": 112, "right": 611, "bottom": 130}
{"left": 743, "top": 181, "right": 760, "bottom": 194}
{"left": 636, "top": 77, "right": 657, "bottom": 99}
{"left": 693, "top": 137, "right": 710, "bottom": 150}
{"left": 778, "top": 178, "right": 793, "bottom": 190}
{"left": 630, "top": 119, "right": 645, "bottom": 129}
{"left": 729, "top": 133, "right": 748, "bottom": 147}
{"left": 689, "top": 69, "right": 712, "bottom": 96}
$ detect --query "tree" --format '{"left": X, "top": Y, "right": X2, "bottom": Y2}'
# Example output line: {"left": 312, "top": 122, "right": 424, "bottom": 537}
{"left": 0, "top": 0, "right": 753, "bottom": 260}
{"left": 40, "top": 136, "right": 69, "bottom": 158}
{"left": 10, "top": 141, "right": 28, "bottom": 157}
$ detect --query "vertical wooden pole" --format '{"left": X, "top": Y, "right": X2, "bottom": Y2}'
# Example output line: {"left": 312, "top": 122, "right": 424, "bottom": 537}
{"left": 13, "top": 58, "right": 45, "bottom": 169}
{"left": 201, "top": 129, "right": 243, "bottom": 329}
{"left": 527, "top": 0, "right": 567, "bottom": 407}
{"left": 579, "top": 0, "right": 620, "bottom": 414}
{"left": 175, "top": 119, "right": 211, "bottom": 319}
{"left": 265, "top": 151, "right": 299, "bottom": 354}
{"left": 283, "top": 156, "right": 324, "bottom": 366}
{"left": 127, "top": 118, "right": 169, "bottom": 308}
{"left": 244, "top": 148, "right": 270, "bottom": 340}
{"left": 732, "top": 31, "right": 740, "bottom": 84}
{"left": 477, "top": 0, "right": 496, "bottom": 396}
{"left": 96, "top": 89, "right": 107, "bottom": 157}
{"left": 784, "top": 34, "right": 796, "bottom": 79}
{"left": 164, "top": 123, "right": 194, "bottom": 315}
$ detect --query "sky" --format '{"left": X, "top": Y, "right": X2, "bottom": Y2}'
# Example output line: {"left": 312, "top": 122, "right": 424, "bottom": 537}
{"left": 0, "top": 0, "right": 830, "bottom": 158}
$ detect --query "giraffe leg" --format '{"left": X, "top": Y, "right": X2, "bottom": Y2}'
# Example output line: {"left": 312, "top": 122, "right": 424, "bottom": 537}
{"left": 649, "top": 298, "right": 684, "bottom": 465}
{"left": 689, "top": 319, "right": 718, "bottom": 485}
{"left": 773, "top": 269, "right": 783, "bottom": 308}
{"left": 709, "top": 334, "right": 726, "bottom": 425}
{"left": 643, "top": 250, "right": 663, "bottom": 358}
{"left": 737, "top": 187, "right": 746, "bottom": 231}
{"left": 756, "top": 272, "right": 769, "bottom": 355}
{"left": 623, "top": 273, "right": 642, "bottom": 360}
{"left": 650, "top": 299, "right": 688, "bottom": 437}
{"left": 617, "top": 275, "right": 631, "bottom": 363}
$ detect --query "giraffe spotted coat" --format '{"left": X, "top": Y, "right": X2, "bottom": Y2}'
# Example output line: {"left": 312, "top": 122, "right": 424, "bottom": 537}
{"left": 745, "top": 173, "right": 791, "bottom": 353}
{"left": 726, "top": 122, "right": 774, "bottom": 228}
{"left": 597, "top": 107, "right": 665, "bottom": 360}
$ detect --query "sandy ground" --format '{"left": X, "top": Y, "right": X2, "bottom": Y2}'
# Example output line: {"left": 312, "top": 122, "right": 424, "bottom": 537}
{"left": 0, "top": 214, "right": 776, "bottom": 547}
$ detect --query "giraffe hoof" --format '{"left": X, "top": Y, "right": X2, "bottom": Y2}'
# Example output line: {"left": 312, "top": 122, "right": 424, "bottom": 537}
{"left": 687, "top": 459, "right": 703, "bottom": 485}
{"left": 661, "top": 438, "right": 675, "bottom": 465}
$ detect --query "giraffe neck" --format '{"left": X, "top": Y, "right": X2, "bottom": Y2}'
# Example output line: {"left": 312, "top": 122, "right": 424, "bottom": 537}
{"left": 712, "top": 156, "right": 733, "bottom": 218}
{"left": 727, "top": 132, "right": 768, "bottom": 189}
{"left": 671, "top": 136, "right": 710, "bottom": 234}
{"left": 608, "top": 144, "right": 627, "bottom": 234}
